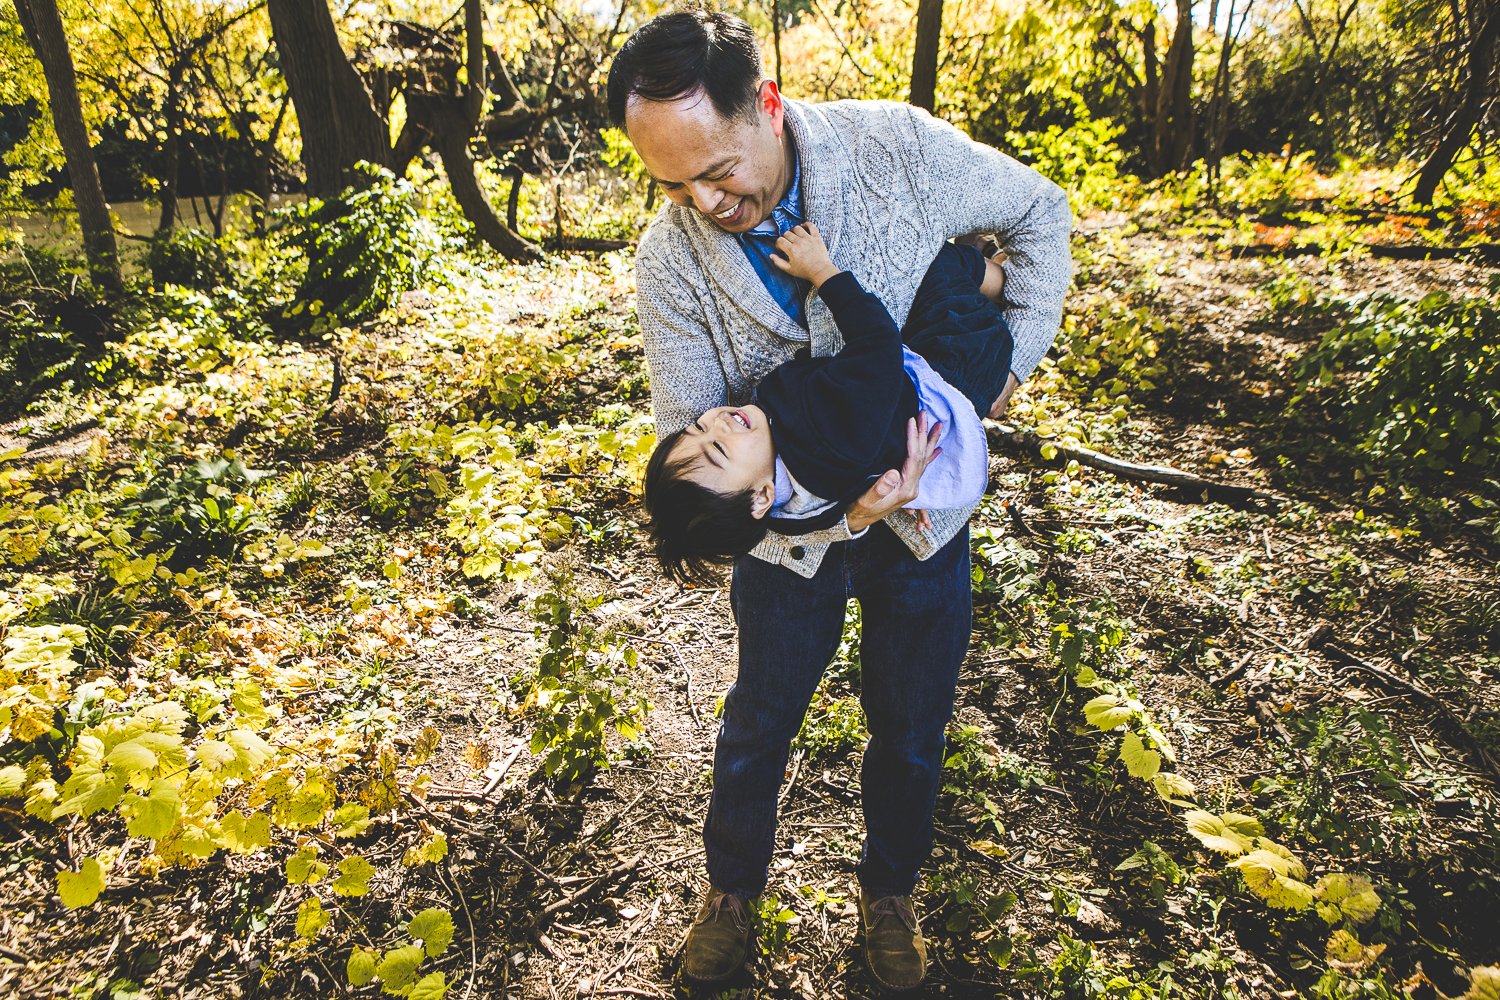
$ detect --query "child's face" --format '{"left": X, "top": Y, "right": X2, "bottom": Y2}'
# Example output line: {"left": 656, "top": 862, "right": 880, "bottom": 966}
{"left": 670, "top": 404, "right": 777, "bottom": 515}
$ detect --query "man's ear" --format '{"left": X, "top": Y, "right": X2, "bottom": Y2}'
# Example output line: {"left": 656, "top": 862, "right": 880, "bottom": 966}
{"left": 749, "top": 482, "right": 774, "bottom": 519}
{"left": 759, "top": 79, "right": 784, "bottom": 137}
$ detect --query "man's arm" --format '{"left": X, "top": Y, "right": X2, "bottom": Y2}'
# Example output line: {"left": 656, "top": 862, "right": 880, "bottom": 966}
{"left": 901, "top": 105, "right": 1073, "bottom": 383}
{"left": 635, "top": 245, "right": 730, "bottom": 437}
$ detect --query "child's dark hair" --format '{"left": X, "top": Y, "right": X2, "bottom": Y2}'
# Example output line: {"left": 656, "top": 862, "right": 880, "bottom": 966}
{"left": 643, "top": 427, "right": 769, "bottom": 585}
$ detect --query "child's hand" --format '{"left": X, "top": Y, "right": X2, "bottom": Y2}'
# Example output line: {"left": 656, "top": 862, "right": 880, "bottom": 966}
{"left": 771, "top": 222, "right": 843, "bottom": 287}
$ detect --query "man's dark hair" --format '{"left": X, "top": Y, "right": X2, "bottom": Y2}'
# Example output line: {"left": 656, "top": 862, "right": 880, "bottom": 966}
{"left": 607, "top": 10, "right": 763, "bottom": 128}
{"left": 642, "top": 427, "right": 768, "bottom": 585}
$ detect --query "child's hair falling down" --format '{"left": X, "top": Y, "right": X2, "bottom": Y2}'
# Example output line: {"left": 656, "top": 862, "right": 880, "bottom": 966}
{"left": 642, "top": 426, "right": 769, "bottom": 584}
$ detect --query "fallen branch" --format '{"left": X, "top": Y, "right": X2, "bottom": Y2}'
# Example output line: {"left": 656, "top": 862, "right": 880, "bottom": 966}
{"left": 538, "top": 852, "right": 644, "bottom": 922}
{"left": 986, "top": 422, "right": 1280, "bottom": 507}
{"left": 1318, "top": 641, "right": 1500, "bottom": 779}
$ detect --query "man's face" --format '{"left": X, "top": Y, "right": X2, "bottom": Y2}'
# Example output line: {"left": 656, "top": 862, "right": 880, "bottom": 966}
{"left": 625, "top": 82, "right": 791, "bottom": 233}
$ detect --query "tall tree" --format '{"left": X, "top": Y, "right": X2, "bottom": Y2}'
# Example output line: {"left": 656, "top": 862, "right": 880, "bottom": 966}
{"left": 1414, "top": 0, "right": 1497, "bottom": 204}
{"left": 403, "top": 0, "right": 540, "bottom": 259}
{"left": 1150, "top": 0, "right": 1195, "bottom": 175}
{"left": 13, "top": 0, "right": 120, "bottom": 291}
{"left": 265, "top": 0, "right": 389, "bottom": 197}
{"left": 909, "top": 0, "right": 943, "bottom": 111}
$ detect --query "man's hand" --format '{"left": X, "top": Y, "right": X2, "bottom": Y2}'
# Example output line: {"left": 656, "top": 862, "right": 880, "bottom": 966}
{"left": 846, "top": 412, "right": 943, "bottom": 533}
{"left": 770, "top": 222, "right": 843, "bottom": 287}
{"left": 988, "top": 372, "right": 1020, "bottom": 420}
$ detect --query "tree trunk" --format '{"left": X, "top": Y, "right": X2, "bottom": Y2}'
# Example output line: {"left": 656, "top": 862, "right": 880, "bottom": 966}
{"left": 266, "top": 0, "right": 390, "bottom": 197}
{"left": 157, "top": 67, "right": 183, "bottom": 233}
{"left": 909, "top": 0, "right": 944, "bottom": 112}
{"left": 1151, "top": 0, "right": 1196, "bottom": 175}
{"left": 1414, "top": 4, "right": 1498, "bottom": 204}
{"left": 772, "top": 0, "right": 782, "bottom": 85}
{"left": 415, "top": 0, "right": 540, "bottom": 260}
{"left": 14, "top": 0, "right": 120, "bottom": 291}
{"left": 1141, "top": 21, "right": 1159, "bottom": 142}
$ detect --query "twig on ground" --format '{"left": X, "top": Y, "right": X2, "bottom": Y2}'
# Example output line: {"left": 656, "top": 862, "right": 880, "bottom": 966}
{"left": 779, "top": 750, "right": 804, "bottom": 806}
{"left": 986, "top": 422, "right": 1281, "bottom": 507}
{"left": 539, "top": 853, "right": 645, "bottom": 922}
{"left": 1320, "top": 642, "right": 1500, "bottom": 778}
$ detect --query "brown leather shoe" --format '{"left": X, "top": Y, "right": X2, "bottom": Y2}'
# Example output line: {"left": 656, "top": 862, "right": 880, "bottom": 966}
{"left": 860, "top": 891, "right": 928, "bottom": 992}
{"left": 682, "top": 889, "right": 752, "bottom": 983}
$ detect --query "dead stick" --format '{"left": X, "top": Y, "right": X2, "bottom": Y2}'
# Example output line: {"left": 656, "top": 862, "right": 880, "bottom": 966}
{"left": 1321, "top": 643, "right": 1500, "bottom": 777}
{"left": 540, "top": 853, "right": 645, "bottom": 921}
{"left": 986, "top": 422, "right": 1280, "bottom": 505}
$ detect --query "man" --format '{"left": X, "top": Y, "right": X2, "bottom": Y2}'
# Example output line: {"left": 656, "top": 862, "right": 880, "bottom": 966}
{"left": 607, "top": 10, "right": 1071, "bottom": 990}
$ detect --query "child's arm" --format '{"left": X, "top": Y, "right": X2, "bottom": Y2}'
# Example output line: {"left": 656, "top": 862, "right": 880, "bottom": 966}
{"left": 770, "top": 222, "right": 843, "bottom": 288}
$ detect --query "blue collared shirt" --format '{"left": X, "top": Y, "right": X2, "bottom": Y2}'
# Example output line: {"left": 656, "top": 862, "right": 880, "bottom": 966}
{"left": 737, "top": 150, "right": 811, "bottom": 328}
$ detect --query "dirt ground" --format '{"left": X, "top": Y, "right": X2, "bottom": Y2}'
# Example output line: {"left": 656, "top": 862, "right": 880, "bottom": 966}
{"left": 2, "top": 214, "right": 1497, "bottom": 1000}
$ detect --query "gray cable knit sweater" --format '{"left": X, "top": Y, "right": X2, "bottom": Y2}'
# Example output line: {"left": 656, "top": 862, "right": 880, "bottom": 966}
{"left": 635, "top": 98, "right": 1073, "bottom": 578}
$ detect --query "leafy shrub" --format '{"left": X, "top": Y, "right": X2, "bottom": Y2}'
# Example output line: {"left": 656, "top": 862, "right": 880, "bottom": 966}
{"left": 279, "top": 163, "right": 437, "bottom": 329}
{"left": 1292, "top": 291, "right": 1500, "bottom": 480}
{"left": 520, "top": 578, "right": 648, "bottom": 785}
{"left": 147, "top": 227, "right": 235, "bottom": 291}
{"left": 121, "top": 459, "right": 270, "bottom": 568}
{"left": 1007, "top": 117, "right": 1131, "bottom": 213}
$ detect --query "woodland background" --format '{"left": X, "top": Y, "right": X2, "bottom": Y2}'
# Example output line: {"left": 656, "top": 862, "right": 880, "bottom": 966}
{"left": 1, "top": 0, "right": 1498, "bottom": 998}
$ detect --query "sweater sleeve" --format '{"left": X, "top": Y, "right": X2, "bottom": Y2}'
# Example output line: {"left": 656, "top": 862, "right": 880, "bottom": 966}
{"left": 635, "top": 242, "right": 729, "bottom": 438}
{"left": 900, "top": 104, "right": 1073, "bottom": 381}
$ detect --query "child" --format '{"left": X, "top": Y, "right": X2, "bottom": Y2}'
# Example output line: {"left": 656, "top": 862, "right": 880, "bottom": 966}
{"left": 644, "top": 222, "right": 1013, "bottom": 583}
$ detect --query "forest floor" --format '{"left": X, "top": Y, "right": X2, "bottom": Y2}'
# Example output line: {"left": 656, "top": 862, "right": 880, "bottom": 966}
{"left": 2, "top": 203, "right": 1498, "bottom": 1000}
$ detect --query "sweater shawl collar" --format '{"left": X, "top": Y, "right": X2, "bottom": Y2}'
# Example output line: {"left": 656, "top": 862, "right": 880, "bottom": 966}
{"left": 670, "top": 99, "right": 850, "bottom": 360}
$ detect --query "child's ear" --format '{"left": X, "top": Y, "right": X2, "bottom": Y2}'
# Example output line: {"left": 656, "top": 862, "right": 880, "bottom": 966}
{"left": 749, "top": 483, "right": 774, "bottom": 519}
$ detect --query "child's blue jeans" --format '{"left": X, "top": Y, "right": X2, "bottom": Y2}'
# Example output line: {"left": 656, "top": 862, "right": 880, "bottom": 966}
{"left": 704, "top": 521, "right": 971, "bottom": 899}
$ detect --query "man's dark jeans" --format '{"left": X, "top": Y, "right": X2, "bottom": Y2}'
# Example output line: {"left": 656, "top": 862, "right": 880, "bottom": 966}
{"left": 704, "top": 522, "right": 971, "bottom": 899}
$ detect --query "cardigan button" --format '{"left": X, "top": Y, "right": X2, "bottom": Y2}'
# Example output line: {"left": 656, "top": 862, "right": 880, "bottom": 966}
{"left": 789, "top": 546, "right": 806, "bottom": 561}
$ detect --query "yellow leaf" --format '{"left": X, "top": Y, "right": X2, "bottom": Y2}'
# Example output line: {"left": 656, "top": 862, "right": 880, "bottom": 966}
{"left": 296, "top": 896, "right": 329, "bottom": 939}
{"left": 219, "top": 810, "right": 272, "bottom": 854}
{"left": 0, "top": 765, "right": 26, "bottom": 797}
{"left": 332, "top": 802, "right": 371, "bottom": 838}
{"left": 1232, "top": 853, "right": 1315, "bottom": 910}
{"left": 1462, "top": 966, "right": 1500, "bottom": 1000}
{"left": 1083, "top": 695, "right": 1133, "bottom": 731}
{"left": 1314, "top": 872, "right": 1380, "bottom": 925}
{"left": 410, "top": 971, "right": 449, "bottom": 1000}
{"left": 1183, "top": 810, "right": 1253, "bottom": 856}
{"left": 376, "top": 944, "right": 426, "bottom": 993}
{"left": 57, "top": 857, "right": 106, "bottom": 909}
{"left": 969, "top": 839, "right": 1010, "bottom": 860}
{"left": 403, "top": 832, "right": 448, "bottom": 867}
{"left": 347, "top": 946, "right": 379, "bottom": 986}
{"left": 332, "top": 855, "right": 374, "bottom": 897}
{"left": 1120, "top": 731, "right": 1161, "bottom": 780}
{"left": 121, "top": 779, "right": 182, "bottom": 841}
{"left": 409, "top": 907, "right": 455, "bottom": 957}
{"left": 286, "top": 846, "right": 329, "bottom": 885}
{"left": 1325, "top": 929, "right": 1385, "bottom": 973}
{"left": 106, "top": 740, "right": 158, "bottom": 774}
{"left": 1151, "top": 772, "right": 1195, "bottom": 802}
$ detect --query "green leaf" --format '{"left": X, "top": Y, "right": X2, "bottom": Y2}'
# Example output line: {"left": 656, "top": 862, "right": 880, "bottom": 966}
{"left": 286, "top": 846, "right": 329, "bottom": 885}
{"left": 296, "top": 896, "right": 329, "bottom": 939}
{"left": 332, "top": 855, "right": 375, "bottom": 897}
{"left": 121, "top": 779, "right": 182, "bottom": 840}
{"left": 409, "top": 907, "right": 455, "bottom": 957}
{"left": 348, "top": 946, "right": 380, "bottom": 987}
{"left": 0, "top": 765, "right": 27, "bottom": 797}
{"left": 219, "top": 810, "right": 271, "bottom": 854}
{"left": 402, "top": 833, "right": 448, "bottom": 867}
{"left": 409, "top": 971, "right": 448, "bottom": 1000}
{"left": 1083, "top": 694, "right": 1133, "bottom": 731}
{"left": 1183, "top": 810, "right": 1254, "bottom": 856}
{"left": 57, "top": 857, "right": 107, "bottom": 908}
{"left": 332, "top": 802, "right": 372, "bottom": 838}
{"left": 375, "top": 944, "right": 426, "bottom": 993}
{"left": 1120, "top": 731, "right": 1161, "bottom": 780}
{"left": 1314, "top": 872, "right": 1380, "bottom": 925}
